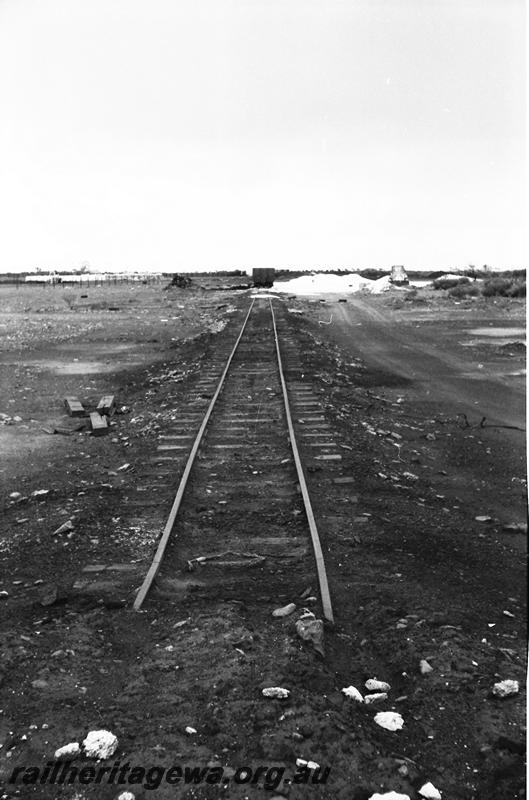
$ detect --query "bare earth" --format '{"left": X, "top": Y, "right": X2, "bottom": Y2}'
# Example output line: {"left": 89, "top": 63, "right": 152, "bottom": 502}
{"left": 0, "top": 283, "right": 526, "bottom": 800}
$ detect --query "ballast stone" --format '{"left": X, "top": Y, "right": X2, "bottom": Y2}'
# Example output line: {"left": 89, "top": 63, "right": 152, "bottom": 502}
{"left": 262, "top": 687, "right": 290, "bottom": 699}
{"left": 82, "top": 730, "right": 118, "bottom": 759}
{"left": 54, "top": 742, "right": 81, "bottom": 760}
{"left": 296, "top": 758, "right": 320, "bottom": 770}
{"left": 365, "top": 678, "right": 391, "bottom": 692}
{"left": 272, "top": 603, "right": 296, "bottom": 617}
{"left": 364, "top": 692, "right": 388, "bottom": 704}
{"left": 492, "top": 679, "right": 519, "bottom": 698}
{"left": 374, "top": 711, "right": 404, "bottom": 731}
{"left": 419, "top": 782, "right": 442, "bottom": 799}
{"left": 342, "top": 686, "right": 363, "bottom": 702}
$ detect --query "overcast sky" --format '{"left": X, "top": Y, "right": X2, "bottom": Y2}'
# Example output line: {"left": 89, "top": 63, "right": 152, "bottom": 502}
{"left": 0, "top": 0, "right": 525, "bottom": 272}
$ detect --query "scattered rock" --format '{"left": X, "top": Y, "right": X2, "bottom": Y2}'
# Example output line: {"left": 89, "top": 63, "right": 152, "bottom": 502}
{"left": 272, "top": 603, "right": 296, "bottom": 618}
{"left": 9, "top": 492, "right": 22, "bottom": 500}
{"left": 374, "top": 712, "right": 404, "bottom": 731}
{"left": 52, "top": 520, "right": 75, "bottom": 536}
{"left": 54, "top": 742, "right": 81, "bottom": 760}
{"left": 419, "top": 782, "right": 442, "bottom": 799}
{"left": 82, "top": 730, "right": 118, "bottom": 759}
{"left": 364, "top": 693, "right": 388, "bottom": 704}
{"left": 262, "top": 687, "right": 290, "bottom": 699}
{"left": 116, "top": 793, "right": 135, "bottom": 800}
{"left": 420, "top": 659, "right": 434, "bottom": 674}
{"left": 295, "top": 617, "right": 324, "bottom": 656}
{"left": 365, "top": 678, "right": 391, "bottom": 692}
{"left": 296, "top": 758, "right": 320, "bottom": 770}
{"left": 475, "top": 515, "right": 492, "bottom": 523}
{"left": 492, "top": 679, "right": 519, "bottom": 698}
{"left": 342, "top": 686, "right": 364, "bottom": 702}
{"left": 185, "top": 726, "right": 197, "bottom": 735}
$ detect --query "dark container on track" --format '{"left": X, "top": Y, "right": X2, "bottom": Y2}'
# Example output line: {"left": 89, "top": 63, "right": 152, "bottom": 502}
{"left": 252, "top": 268, "right": 275, "bottom": 287}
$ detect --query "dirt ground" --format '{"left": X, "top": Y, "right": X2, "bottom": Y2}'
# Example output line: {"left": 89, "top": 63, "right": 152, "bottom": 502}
{"left": 0, "top": 282, "right": 526, "bottom": 800}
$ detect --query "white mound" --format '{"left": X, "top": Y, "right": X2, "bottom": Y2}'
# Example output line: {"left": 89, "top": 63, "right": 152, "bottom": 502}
{"left": 273, "top": 272, "right": 393, "bottom": 296}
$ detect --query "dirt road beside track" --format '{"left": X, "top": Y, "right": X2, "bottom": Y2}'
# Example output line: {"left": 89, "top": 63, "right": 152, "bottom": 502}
{"left": 322, "top": 295, "right": 525, "bottom": 430}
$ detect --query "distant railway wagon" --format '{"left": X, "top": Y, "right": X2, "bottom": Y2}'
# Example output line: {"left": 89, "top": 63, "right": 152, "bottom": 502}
{"left": 252, "top": 268, "right": 275, "bottom": 287}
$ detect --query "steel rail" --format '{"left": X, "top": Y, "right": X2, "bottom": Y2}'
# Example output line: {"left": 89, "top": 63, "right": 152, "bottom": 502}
{"left": 269, "top": 299, "right": 334, "bottom": 623}
{"left": 133, "top": 299, "right": 256, "bottom": 610}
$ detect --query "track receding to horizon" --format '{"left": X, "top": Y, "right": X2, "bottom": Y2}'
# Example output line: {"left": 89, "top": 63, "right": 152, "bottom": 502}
{"left": 133, "top": 298, "right": 343, "bottom": 620}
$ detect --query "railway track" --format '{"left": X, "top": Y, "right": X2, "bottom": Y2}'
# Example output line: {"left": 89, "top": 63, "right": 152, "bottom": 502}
{"left": 134, "top": 298, "right": 346, "bottom": 621}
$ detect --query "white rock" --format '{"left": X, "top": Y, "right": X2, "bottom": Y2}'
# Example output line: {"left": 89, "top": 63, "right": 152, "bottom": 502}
{"left": 185, "top": 726, "right": 197, "bottom": 735}
{"left": 32, "top": 489, "right": 49, "bottom": 497}
{"left": 420, "top": 659, "right": 434, "bottom": 674}
{"left": 82, "top": 730, "right": 118, "bottom": 759}
{"left": 374, "top": 711, "right": 404, "bottom": 731}
{"left": 262, "top": 687, "right": 290, "bottom": 699}
{"left": 419, "top": 782, "right": 442, "bottom": 799}
{"left": 9, "top": 492, "right": 22, "bottom": 500}
{"left": 475, "top": 515, "right": 492, "bottom": 522}
{"left": 341, "top": 686, "right": 364, "bottom": 702}
{"left": 365, "top": 678, "right": 391, "bottom": 692}
{"left": 368, "top": 792, "right": 411, "bottom": 800}
{"left": 54, "top": 742, "right": 81, "bottom": 760}
{"left": 296, "top": 758, "right": 320, "bottom": 770}
{"left": 364, "top": 692, "right": 388, "bottom": 704}
{"left": 116, "top": 793, "right": 135, "bottom": 800}
{"left": 492, "top": 679, "right": 519, "bottom": 698}
{"left": 52, "top": 520, "right": 75, "bottom": 535}
{"left": 272, "top": 603, "right": 296, "bottom": 617}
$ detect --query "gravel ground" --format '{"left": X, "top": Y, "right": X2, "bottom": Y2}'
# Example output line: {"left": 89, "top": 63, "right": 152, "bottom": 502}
{"left": 0, "top": 284, "right": 525, "bottom": 800}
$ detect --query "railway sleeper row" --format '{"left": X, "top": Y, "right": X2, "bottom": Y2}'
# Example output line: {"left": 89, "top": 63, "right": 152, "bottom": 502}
{"left": 76, "top": 300, "right": 359, "bottom": 621}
